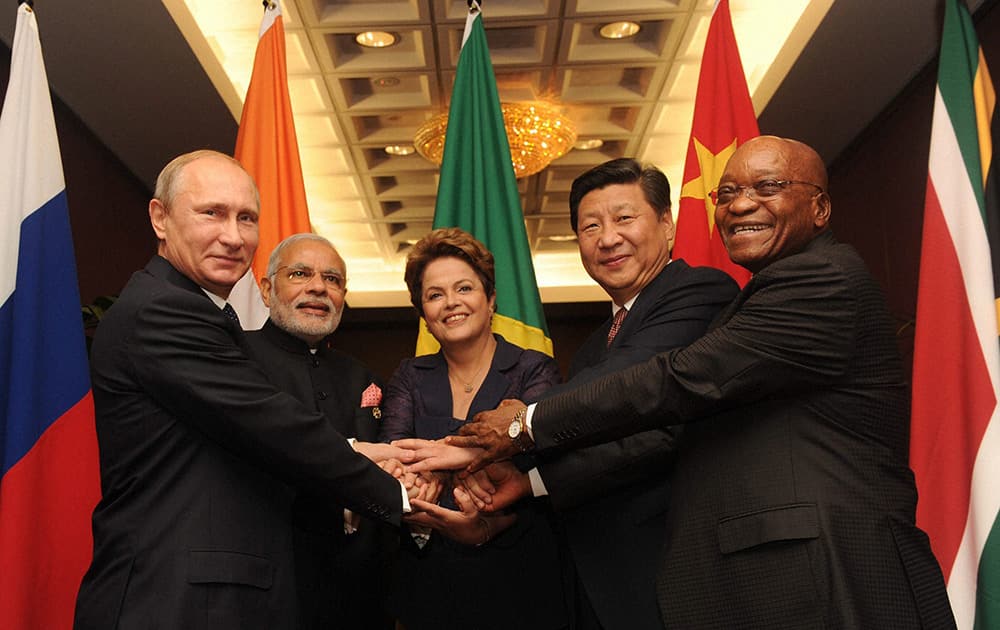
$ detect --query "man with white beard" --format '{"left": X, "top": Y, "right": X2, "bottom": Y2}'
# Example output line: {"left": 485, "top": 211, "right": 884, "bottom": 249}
{"left": 246, "top": 233, "right": 395, "bottom": 630}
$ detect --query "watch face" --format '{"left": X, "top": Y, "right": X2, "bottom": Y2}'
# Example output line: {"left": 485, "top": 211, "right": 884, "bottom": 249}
{"left": 508, "top": 420, "right": 521, "bottom": 439}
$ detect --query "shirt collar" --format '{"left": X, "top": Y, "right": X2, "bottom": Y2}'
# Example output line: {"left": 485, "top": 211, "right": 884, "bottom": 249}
{"left": 202, "top": 289, "right": 228, "bottom": 310}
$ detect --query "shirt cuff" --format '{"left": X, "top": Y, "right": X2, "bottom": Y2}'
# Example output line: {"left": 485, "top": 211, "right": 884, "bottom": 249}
{"left": 525, "top": 403, "right": 537, "bottom": 439}
{"left": 527, "top": 467, "right": 549, "bottom": 497}
{"left": 400, "top": 481, "right": 411, "bottom": 513}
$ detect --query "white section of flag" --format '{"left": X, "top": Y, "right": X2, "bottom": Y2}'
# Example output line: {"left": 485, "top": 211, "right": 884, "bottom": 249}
{"left": 0, "top": 4, "right": 65, "bottom": 305}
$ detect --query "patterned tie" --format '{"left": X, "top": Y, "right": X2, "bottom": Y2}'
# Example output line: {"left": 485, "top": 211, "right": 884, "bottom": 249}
{"left": 222, "top": 303, "right": 241, "bottom": 328}
{"left": 606, "top": 306, "right": 627, "bottom": 348}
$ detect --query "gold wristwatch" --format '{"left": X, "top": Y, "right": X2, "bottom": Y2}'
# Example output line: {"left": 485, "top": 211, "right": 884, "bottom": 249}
{"left": 506, "top": 406, "right": 533, "bottom": 452}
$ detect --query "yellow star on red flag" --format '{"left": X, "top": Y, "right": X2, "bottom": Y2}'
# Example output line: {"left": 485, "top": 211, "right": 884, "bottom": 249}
{"left": 679, "top": 137, "right": 738, "bottom": 236}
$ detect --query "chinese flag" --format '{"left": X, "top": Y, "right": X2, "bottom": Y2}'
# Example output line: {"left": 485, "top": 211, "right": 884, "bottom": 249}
{"left": 674, "top": 0, "right": 757, "bottom": 287}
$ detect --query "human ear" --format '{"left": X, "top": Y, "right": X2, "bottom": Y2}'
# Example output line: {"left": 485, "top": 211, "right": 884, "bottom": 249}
{"left": 813, "top": 192, "right": 832, "bottom": 228}
{"left": 149, "top": 199, "right": 168, "bottom": 240}
{"left": 259, "top": 276, "right": 273, "bottom": 307}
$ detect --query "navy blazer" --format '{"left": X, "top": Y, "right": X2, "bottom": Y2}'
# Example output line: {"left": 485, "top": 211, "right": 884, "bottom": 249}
{"left": 532, "top": 233, "right": 955, "bottom": 629}
{"left": 75, "top": 256, "right": 403, "bottom": 630}
{"left": 379, "top": 335, "right": 567, "bottom": 630}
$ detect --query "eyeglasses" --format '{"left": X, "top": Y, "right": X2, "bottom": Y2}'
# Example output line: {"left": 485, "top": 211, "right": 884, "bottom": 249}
{"left": 709, "top": 179, "right": 824, "bottom": 206}
{"left": 272, "top": 266, "right": 346, "bottom": 292}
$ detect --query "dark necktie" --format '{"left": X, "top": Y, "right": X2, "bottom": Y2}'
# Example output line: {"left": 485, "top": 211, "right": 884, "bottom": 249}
{"left": 606, "top": 306, "right": 627, "bottom": 348}
{"left": 222, "top": 303, "right": 241, "bottom": 328}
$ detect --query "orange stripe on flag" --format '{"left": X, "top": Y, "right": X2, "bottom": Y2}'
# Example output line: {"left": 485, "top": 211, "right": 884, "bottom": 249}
{"left": 231, "top": 1, "right": 312, "bottom": 328}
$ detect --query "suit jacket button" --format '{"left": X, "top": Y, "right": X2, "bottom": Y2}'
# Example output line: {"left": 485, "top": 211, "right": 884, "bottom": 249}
{"left": 317, "top": 391, "right": 328, "bottom": 400}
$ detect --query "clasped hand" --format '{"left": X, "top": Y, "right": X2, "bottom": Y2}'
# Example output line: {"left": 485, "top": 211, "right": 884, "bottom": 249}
{"left": 446, "top": 398, "right": 529, "bottom": 471}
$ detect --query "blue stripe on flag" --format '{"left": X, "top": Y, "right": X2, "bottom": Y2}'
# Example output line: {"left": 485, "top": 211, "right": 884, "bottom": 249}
{"left": 1, "top": 190, "right": 90, "bottom": 477}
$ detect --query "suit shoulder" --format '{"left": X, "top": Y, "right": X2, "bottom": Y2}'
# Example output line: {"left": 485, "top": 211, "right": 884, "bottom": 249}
{"left": 671, "top": 261, "right": 740, "bottom": 291}
{"left": 762, "top": 236, "right": 870, "bottom": 287}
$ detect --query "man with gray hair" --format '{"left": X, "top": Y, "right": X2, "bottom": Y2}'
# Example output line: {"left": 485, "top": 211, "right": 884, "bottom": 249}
{"left": 245, "top": 233, "right": 395, "bottom": 629}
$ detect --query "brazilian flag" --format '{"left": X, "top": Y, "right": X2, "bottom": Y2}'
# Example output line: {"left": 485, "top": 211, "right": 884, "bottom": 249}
{"left": 416, "top": 1, "right": 552, "bottom": 356}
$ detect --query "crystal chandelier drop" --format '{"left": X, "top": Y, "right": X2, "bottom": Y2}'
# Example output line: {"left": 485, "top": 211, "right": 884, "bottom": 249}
{"left": 414, "top": 101, "right": 578, "bottom": 178}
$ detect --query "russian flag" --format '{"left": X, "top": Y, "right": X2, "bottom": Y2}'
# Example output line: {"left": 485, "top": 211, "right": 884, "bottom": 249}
{"left": 0, "top": 4, "right": 101, "bottom": 629}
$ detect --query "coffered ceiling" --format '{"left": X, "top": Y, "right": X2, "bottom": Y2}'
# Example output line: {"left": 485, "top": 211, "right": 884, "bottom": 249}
{"left": 1, "top": 0, "right": 970, "bottom": 307}
{"left": 163, "top": 0, "right": 827, "bottom": 305}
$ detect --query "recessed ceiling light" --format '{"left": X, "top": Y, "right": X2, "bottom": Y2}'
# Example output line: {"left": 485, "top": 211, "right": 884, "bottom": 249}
{"left": 574, "top": 138, "right": 604, "bottom": 150}
{"left": 385, "top": 145, "right": 415, "bottom": 156}
{"left": 599, "top": 21, "right": 641, "bottom": 40}
{"left": 356, "top": 31, "right": 397, "bottom": 48}
{"left": 548, "top": 235, "right": 578, "bottom": 242}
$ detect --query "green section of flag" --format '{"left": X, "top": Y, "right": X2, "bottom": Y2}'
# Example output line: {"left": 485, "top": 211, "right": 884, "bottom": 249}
{"left": 938, "top": 0, "right": 986, "bottom": 215}
{"left": 938, "top": 2, "right": 1000, "bottom": 627}
{"left": 424, "top": 6, "right": 551, "bottom": 355}
{"left": 975, "top": 514, "right": 1000, "bottom": 629}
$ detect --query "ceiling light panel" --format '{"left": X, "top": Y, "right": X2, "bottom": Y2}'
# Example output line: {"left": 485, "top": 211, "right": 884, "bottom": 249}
{"left": 435, "top": 0, "right": 558, "bottom": 22}
{"left": 293, "top": 114, "right": 345, "bottom": 146}
{"left": 310, "top": 0, "right": 425, "bottom": 24}
{"left": 332, "top": 73, "right": 437, "bottom": 112}
{"left": 571, "top": 0, "right": 685, "bottom": 12}
{"left": 299, "top": 146, "right": 352, "bottom": 175}
{"left": 324, "top": 29, "right": 431, "bottom": 72}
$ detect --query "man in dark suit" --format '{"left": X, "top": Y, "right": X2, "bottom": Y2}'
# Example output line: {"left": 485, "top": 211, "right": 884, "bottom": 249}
{"left": 244, "top": 233, "right": 394, "bottom": 630}
{"left": 75, "top": 151, "right": 413, "bottom": 630}
{"left": 458, "top": 137, "right": 955, "bottom": 628}
{"left": 516, "top": 158, "right": 737, "bottom": 630}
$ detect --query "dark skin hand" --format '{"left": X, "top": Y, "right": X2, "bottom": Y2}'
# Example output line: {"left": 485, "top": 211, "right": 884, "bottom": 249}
{"left": 449, "top": 399, "right": 530, "bottom": 472}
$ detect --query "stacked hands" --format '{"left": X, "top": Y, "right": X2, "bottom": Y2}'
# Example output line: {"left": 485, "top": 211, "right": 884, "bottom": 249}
{"left": 355, "top": 399, "right": 531, "bottom": 546}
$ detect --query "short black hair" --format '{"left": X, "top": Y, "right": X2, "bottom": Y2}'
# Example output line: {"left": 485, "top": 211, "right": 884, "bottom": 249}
{"left": 568, "top": 158, "right": 671, "bottom": 231}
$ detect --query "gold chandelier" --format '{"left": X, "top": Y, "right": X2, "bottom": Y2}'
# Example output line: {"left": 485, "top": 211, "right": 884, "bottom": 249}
{"left": 414, "top": 101, "right": 578, "bottom": 178}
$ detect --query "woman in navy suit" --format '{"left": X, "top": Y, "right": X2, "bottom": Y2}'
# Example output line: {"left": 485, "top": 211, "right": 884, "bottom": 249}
{"left": 379, "top": 228, "right": 567, "bottom": 630}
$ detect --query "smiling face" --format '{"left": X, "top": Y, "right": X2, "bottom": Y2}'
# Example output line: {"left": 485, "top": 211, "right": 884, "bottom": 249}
{"left": 260, "top": 238, "right": 347, "bottom": 347}
{"left": 149, "top": 155, "right": 260, "bottom": 298}
{"left": 714, "top": 136, "right": 831, "bottom": 273}
{"left": 575, "top": 182, "right": 674, "bottom": 305}
{"left": 419, "top": 256, "right": 496, "bottom": 350}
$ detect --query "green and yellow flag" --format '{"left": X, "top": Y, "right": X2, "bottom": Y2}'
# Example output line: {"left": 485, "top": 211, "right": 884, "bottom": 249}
{"left": 415, "top": 1, "right": 551, "bottom": 356}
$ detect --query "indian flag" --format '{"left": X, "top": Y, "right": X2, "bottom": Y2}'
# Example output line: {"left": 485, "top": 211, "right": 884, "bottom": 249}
{"left": 228, "top": 0, "right": 313, "bottom": 329}
{"left": 910, "top": 0, "right": 1000, "bottom": 627}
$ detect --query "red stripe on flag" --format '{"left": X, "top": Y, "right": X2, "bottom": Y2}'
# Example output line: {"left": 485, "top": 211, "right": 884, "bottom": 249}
{"left": 673, "top": 0, "right": 756, "bottom": 287}
{"left": 911, "top": 178, "right": 996, "bottom": 580}
{"left": 0, "top": 392, "right": 101, "bottom": 630}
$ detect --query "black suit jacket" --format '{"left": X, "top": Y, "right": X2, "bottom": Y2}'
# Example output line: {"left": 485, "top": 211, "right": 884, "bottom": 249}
{"left": 533, "top": 260, "right": 737, "bottom": 630}
{"left": 244, "top": 320, "right": 393, "bottom": 630}
{"left": 532, "top": 233, "right": 955, "bottom": 629}
{"left": 75, "top": 256, "right": 403, "bottom": 630}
